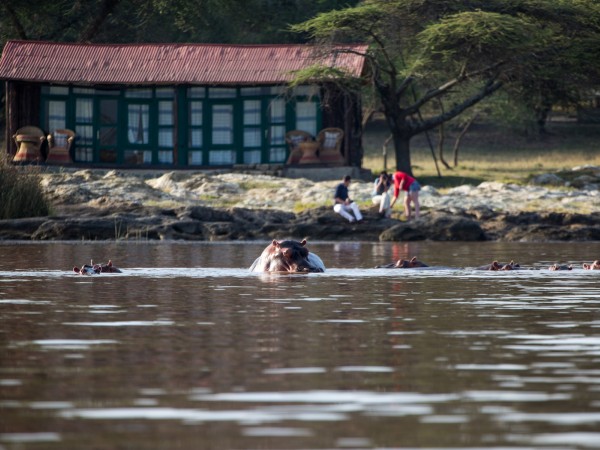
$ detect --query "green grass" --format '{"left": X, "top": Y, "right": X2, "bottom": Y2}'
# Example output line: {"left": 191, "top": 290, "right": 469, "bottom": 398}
{"left": 362, "top": 117, "right": 600, "bottom": 189}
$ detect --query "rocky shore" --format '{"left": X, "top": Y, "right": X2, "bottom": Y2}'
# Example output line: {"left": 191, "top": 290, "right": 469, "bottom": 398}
{"left": 1, "top": 166, "right": 600, "bottom": 242}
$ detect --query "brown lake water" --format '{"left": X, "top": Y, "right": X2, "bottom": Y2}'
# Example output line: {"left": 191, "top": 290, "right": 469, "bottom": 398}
{"left": 1, "top": 240, "right": 600, "bottom": 449}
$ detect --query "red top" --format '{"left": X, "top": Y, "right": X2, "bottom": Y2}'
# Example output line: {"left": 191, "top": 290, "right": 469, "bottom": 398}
{"left": 393, "top": 171, "right": 416, "bottom": 197}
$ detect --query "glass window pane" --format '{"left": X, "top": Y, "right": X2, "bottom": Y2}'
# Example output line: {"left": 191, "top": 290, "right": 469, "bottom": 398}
{"left": 159, "top": 101, "right": 174, "bottom": 126}
{"left": 159, "top": 129, "right": 173, "bottom": 147}
{"left": 269, "top": 99, "right": 285, "bottom": 123}
{"left": 48, "top": 100, "right": 66, "bottom": 132}
{"left": 125, "top": 88, "right": 152, "bottom": 98}
{"left": 190, "top": 129, "right": 203, "bottom": 148}
{"left": 156, "top": 88, "right": 174, "bottom": 98}
{"left": 75, "top": 125, "right": 93, "bottom": 145}
{"left": 209, "top": 150, "right": 235, "bottom": 165}
{"left": 190, "top": 101, "right": 203, "bottom": 125}
{"left": 270, "top": 125, "right": 285, "bottom": 145}
{"left": 269, "top": 147, "right": 286, "bottom": 162}
{"left": 269, "top": 86, "right": 286, "bottom": 95}
{"left": 188, "top": 87, "right": 206, "bottom": 98}
{"left": 188, "top": 151, "right": 203, "bottom": 165}
{"left": 73, "top": 87, "right": 95, "bottom": 95}
{"left": 244, "top": 150, "right": 261, "bottom": 164}
{"left": 48, "top": 86, "right": 69, "bottom": 95}
{"left": 296, "top": 101, "right": 317, "bottom": 136}
{"left": 244, "top": 100, "right": 261, "bottom": 125}
{"left": 100, "top": 127, "right": 117, "bottom": 146}
{"left": 244, "top": 129, "right": 261, "bottom": 147}
{"left": 240, "top": 87, "right": 262, "bottom": 96}
{"left": 127, "top": 104, "right": 149, "bottom": 144}
{"left": 75, "top": 98, "right": 93, "bottom": 123}
{"left": 208, "top": 87, "right": 236, "bottom": 98}
{"left": 75, "top": 147, "right": 93, "bottom": 162}
{"left": 158, "top": 150, "right": 173, "bottom": 164}
{"left": 294, "top": 85, "right": 320, "bottom": 97}
{"left": 212, "top": 105, "right": 233, "bottom": 145}
{"left": 100, "top": 100, "right": 118, "bottom": 124}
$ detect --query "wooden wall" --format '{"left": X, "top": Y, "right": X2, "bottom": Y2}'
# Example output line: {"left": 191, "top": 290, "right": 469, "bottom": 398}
{"left": 4, "top": 82, "right": 41, "bottom": 156}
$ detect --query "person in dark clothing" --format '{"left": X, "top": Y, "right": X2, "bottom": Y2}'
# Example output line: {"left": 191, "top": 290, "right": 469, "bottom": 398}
{"left": 333, "top": 175, "right": 363, "bottom": 222}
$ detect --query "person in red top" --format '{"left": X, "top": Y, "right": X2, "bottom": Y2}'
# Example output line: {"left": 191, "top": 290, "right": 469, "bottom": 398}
{"left": 390, "top": 171, "right": 421, "bottom": 219}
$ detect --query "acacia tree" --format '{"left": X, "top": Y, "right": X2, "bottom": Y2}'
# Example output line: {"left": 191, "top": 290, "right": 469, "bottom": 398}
{"left": 291, "top": 0, "right": 598, "bottom": 175}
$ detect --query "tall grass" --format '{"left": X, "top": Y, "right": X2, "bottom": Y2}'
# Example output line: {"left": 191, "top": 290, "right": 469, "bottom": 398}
{"left": 0, "top": 154, "right": 51, "bottom": 219}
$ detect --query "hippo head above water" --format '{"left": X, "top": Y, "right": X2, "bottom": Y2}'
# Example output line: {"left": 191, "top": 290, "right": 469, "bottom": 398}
{"left": 375, "top": 256, "right": 429, "bottom": 269}
{"left": 73, "top": 260, "right": 122, "bottom": 275}
{"left": 249, "top": 239, "right": 325, "bottom": 273}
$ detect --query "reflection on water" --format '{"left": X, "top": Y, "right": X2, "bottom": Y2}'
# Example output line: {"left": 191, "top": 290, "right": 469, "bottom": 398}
{"left": 1, "top": 241, "right": 600, "bottom": 449}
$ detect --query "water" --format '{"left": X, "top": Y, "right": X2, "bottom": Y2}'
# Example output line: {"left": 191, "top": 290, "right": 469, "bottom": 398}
{"left": 1, "top": 240, "right": 600, "bottom": 449}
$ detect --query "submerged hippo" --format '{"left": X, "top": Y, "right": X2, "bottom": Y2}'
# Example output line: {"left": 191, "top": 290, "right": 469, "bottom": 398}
{"left": 476, "top": 260, "right": 521, "bottom": 271}
{"left": 249, "top": 239, "right": 325, "bottom": 273}
{"left": 73, "top": 260, "right": 122, "bottom": 275}
{"left": 583, "top": 260, "right": 600, "bottom": 270}
{"left": 549, "top": 263, "right": 572, "bottom": 271}
{"left": 375, "top": 256, "right": 429, "bottom": 269}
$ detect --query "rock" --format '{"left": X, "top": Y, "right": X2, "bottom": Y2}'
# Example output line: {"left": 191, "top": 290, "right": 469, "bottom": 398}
{"left": 531, "top": 173, "right": 565, "bottom": 186}
{"left": 379, "top": 212, "right": 486, "bottom": 242}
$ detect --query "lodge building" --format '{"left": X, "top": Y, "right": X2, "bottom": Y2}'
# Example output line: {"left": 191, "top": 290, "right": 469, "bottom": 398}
{"left": 0, "top": 40, "right": 367, "bottom": 168}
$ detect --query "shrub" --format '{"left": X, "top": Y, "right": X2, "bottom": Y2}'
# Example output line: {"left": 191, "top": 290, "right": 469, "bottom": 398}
{"left": 0, "top": 154, "right": 51, "bottom": 219}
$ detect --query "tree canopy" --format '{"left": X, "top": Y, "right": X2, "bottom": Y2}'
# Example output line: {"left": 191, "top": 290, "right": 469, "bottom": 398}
{"left": 292, "top": 0, "right": 600, "bottom": 174}
{"left": 0, "top": 0, "right": 360, "bottom": 45}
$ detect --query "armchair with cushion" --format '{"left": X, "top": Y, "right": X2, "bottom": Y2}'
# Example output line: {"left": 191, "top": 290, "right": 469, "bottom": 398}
{"left": 317, "top": 127, "right": 345, "bottom": 164}
{"left": 285, "top": 130, "right": 313, "bottom": 165}
{"left": 12, "top": 126, "right": 46, "bottom": 163}
{"left": 46, "top": 129, "right": 76, "bottom": 164}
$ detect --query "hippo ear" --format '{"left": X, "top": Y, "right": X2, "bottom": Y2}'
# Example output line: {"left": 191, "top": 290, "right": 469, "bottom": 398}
{"left": 410, "top": 256, "right": 417, "bottom": 262}
{"left": 300, "top": 239, "right": 307, "bottom": 246}
{"left": 107, "top": 260, "right": 113, "bottom": 267}
{"left": 272, "top": 240, "right": 280, "bottom": 249}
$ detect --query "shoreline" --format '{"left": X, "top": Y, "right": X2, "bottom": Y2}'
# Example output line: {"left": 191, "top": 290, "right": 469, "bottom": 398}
{"left": 2, "top": 167, "right": 599, "bottom": 242}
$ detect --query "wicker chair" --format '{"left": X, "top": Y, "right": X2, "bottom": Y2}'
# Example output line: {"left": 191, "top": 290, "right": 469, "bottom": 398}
{"left": 317, "top": 127, "right": 345, "bottom": 164}
{"left": 46, "top": 129, "right": 76, "bottom": 164}
{"left": 285, "top": 130, "right": 313, "bottom": 165}
{"left": 12, "top": 126, "right": 46, "bottom": 163}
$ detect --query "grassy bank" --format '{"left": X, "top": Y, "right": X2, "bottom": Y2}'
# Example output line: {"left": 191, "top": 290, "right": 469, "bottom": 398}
{"left": 362, "top": 118, "right": 600, "bottom": 188}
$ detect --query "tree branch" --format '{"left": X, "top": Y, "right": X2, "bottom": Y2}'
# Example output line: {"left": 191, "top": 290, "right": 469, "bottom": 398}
{"left": 78, "top": 0, "right": 121, "bottom": 42}
{"left": 4, "top": 4, "right": 28, "bottom": 39}
{"left": 405, "top": 61, "right": 506, "bottom": 115}
{"left": 416, "top": 79, "right": 504, "bottom": 134}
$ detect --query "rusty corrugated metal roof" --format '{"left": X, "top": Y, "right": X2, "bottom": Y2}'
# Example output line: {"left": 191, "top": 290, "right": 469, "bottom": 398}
{"left": 0, "top": 41, "right": 368, "bottom": 85}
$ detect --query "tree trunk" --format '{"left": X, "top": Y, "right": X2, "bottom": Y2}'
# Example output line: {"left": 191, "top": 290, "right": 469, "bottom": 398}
{"left": 393, "top": 132, "right": 413, "bottom": 176}
{"left": 437, "top": 124, "right": 451, "bottom": 169}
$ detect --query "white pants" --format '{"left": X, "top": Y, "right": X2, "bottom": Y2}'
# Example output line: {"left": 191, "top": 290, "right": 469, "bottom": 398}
{"left": 333, "top": 202, "right": 363, "bottom": 222}
{"left": 372, "top": 192, "right": 391, "bottom": 216}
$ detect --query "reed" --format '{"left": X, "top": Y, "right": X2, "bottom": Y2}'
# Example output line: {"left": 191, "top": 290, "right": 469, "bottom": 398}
{"left": 0, "top": 154, "right": 51, "bottom": 219}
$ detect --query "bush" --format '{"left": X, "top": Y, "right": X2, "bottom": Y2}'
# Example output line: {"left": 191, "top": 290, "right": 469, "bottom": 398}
{"left": 0, "top": 154, "right": 51, "bottom": 219}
